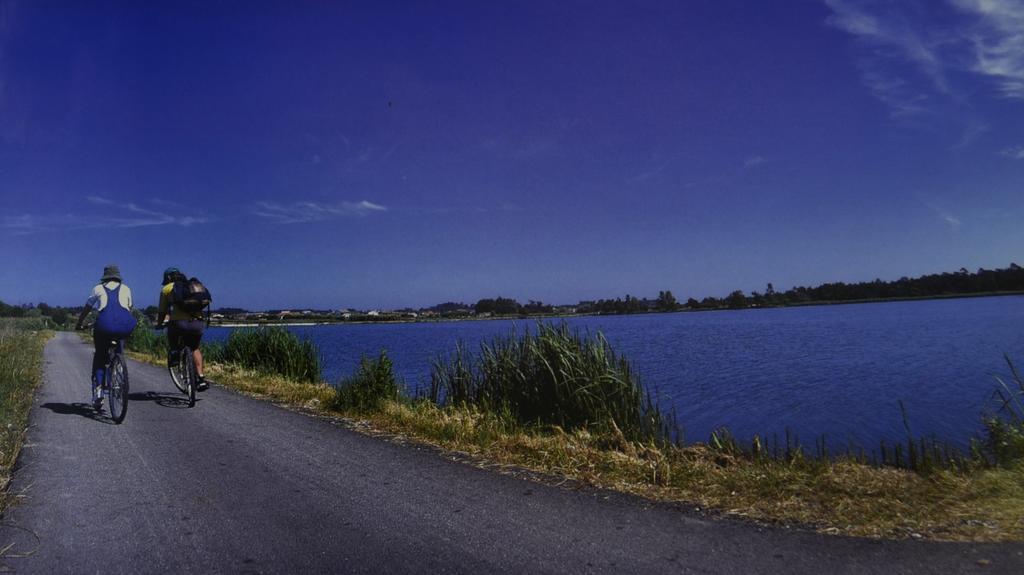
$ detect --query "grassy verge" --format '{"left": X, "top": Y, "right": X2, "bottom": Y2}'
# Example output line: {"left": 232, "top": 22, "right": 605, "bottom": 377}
{"left": 354, "top": 402, "right": 1024, "bottom": 541}
{"left": 123, "top": 323, "right": 1024, "bottom": 542}
{"left": 122, "top": 323, "right": 334, "bottom": 410}
{"left": 0, "top": 319, "right": 51, "bottom": 515}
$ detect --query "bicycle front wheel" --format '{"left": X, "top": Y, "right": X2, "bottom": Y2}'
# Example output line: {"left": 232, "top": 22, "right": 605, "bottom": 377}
{"left": 107, "top": 354, "right": 128, "bottom": 423}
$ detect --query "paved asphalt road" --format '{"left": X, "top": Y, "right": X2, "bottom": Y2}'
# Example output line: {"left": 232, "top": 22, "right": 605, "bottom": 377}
{"left": 1, "top": 333, "right": 1022, "bottom": 574}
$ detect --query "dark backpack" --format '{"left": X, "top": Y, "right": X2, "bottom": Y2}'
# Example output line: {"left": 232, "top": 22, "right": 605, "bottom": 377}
{"left": 172, "top": 277, "right": 212, "bottom": 313}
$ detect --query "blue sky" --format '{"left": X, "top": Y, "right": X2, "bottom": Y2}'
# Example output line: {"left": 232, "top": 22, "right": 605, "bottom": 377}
{"left": 1, "top": 1, "right": 1022, "bottom": 310}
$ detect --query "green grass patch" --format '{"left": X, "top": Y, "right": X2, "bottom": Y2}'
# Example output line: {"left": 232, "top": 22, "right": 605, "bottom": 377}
{"left": 126, "top": 317, "right": 168, "bottom": 357}
{"left": 330, "top": 351, "right": 400, "bottom": 412}
{"left": 0, "top": 319, "right": 50, "bottom": 515}
{"left": 429, "top": 323, "right": 675, "bottom": 444}
{"left": 203, "top": 327, "right": 320, "bottom": 383}
{"left": 978, "top": 355, "right": 1024, "bottom": 466}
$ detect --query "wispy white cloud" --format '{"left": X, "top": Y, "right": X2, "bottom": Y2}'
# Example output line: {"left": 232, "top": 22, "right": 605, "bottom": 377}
{"left": 84, "top": 196, "right": 208, "bottom": 227}
{"left": 950, "top": 118, "right": 990, "bottom": 149}
{"left": 1, "top": 196, "right": 211, "bottom": 234}
{"left": 406, "top": 203, "right": 525, "bottom": 215}
{"left": 252, "top": 200, "right": 387, "bottom": 224}
{"left": 1000, "top": 145, "right": 1024, "bottom": 159}
{"left": 824, "top": 0, "right": 952, "bottom": 116}
{"left": 859, "top": 68, "right": 931, "bottom": 116}
{"left": 921, "top": 196, "right": 964, "bottom": 232}
{"left": 343, "top": 143, "right": 400, "bottom": 169}
{"left": 952, "top": 0, "right": 1024, "bottom": 99}
{"left": 743, "top": 155, "right": 767, "bottom": 168}
{"left": 825, "top": 0, "right": 883, "bottom": 38}
{"left": 825, "top": 0, "right": 1024, "bottom": 114}
{"left": 148, "top": 198, "right": 191, "bottom": 210}
{"left": 0, "top": 214, "right": 39, "bottom": 234}
{"left": 629, "top": 157, "right": 676, "bottom": 183}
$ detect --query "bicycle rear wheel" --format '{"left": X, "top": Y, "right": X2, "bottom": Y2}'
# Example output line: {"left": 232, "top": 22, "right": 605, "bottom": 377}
{"left": 107, "top": 354, "right": 128, "bottom": 423}
{"left": 181, "top": 346, "right": 196, "bottom": 408}
{"left": 168, "top": 350, "right": 188, "bottom": 393}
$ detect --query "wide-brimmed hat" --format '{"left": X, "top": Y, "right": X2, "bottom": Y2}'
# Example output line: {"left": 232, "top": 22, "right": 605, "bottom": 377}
{"left": 101, "top": 265, "right": 122, "bottom": 282}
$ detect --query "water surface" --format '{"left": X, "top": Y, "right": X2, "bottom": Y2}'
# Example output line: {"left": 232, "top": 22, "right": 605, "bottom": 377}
{"left": 206, "top": 296, "right": 1024, "bottom": 451}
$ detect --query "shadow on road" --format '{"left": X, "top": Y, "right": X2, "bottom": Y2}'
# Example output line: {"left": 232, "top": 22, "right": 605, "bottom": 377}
{"left": 127, "top": 390, "right": 196, "bottom": 409}
{"left": 39, "top": 402, "right": 114, "bottom": 425}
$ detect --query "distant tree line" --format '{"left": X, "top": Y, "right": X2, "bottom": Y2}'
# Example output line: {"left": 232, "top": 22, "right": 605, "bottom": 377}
{"left": 685, "top": 263, "right": 1024, "bottom": 311}
{"left": 473, "top": 297, "right": 555, "bottom": 315}
{"left": 577, "top": 291, "right": 679, "bottom": 314}
{"left": 428, "top": 302, "right": 471, "bottom": 314}
{"left": 5, "top": 264, "right": 1022, "bottom": 323}
{"left": 456, "top": 264, "right": 1024, "bottom": 317}
{"left": 0, "top": 300, "right": 76, "bottom": 326}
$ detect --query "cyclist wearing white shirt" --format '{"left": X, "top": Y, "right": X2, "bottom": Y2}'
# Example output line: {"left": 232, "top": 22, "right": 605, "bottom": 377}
{"left": 76, "top": 265, "right": 137, "bottom": 408}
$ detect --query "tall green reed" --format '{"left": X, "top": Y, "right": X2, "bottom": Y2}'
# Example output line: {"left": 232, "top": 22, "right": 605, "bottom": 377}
{"left": 212, "top": 327, "right": 321, "bottom": 383}
{"left": 978, "top": 355, "right": 1024, "bottom": 466}
{"left": 126, "top": 318, "right": 168, "bottom": 357}
{"left": 330, "top": 351, "right": 399, "bottom": 412}
{"left": 430, "top": 322, "right": 676, "bottom": 444}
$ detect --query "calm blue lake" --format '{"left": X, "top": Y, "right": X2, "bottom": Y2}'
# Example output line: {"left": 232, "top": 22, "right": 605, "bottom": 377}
{"left": 206, "top": 296, "right": 1024, "bottom": 451}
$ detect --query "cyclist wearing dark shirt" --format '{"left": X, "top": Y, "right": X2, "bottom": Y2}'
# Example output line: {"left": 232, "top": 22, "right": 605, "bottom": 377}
{"left": 155, "top": 267, "right": 208, "bottom": 390}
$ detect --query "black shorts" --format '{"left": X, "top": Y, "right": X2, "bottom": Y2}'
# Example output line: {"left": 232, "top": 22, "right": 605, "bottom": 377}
{"left": 168, "top": 319, "right": 205, "bottom": 350}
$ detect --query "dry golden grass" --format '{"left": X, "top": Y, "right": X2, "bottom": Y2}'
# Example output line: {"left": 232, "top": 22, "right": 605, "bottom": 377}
{"left": 128, "top": 348, "right": 1024, "bottom": 542}
{"left": 354, "top": 401, "right": 1024, "bottom": 542}
{"left": 205, "top": 363, "right": 336, "bottom": 409}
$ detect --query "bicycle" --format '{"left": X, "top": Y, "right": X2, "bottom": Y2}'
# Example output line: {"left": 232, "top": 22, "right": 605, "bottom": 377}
{"left": 154, "top": 323, "right": 198, "bottom": 407}
{"left": 168, "top": 343, "right": 197, "bottom": 408}
{"left": 99, "top": 338, "right": 129, "bottom": 423}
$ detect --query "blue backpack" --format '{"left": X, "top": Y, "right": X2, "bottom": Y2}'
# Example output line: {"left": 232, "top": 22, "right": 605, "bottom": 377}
{"left": 94, "top": 284, "right": 137, "bottom": 337}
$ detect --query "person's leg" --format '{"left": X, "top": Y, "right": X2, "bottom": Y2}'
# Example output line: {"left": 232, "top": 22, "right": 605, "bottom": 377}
{"left": 185, "top": 321, "right": 207, "bottom": 389}
{"left": 91, "top": 336, "right": 105, "bottom": 385}
{"left": 194, "top": 348, "right": 204, "bottom": 379}
{"left": 91, "top": 329, "right": 111, "bottom": 404}
{"left": 167, "top": 323, "right": 183, "bottom": 365}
